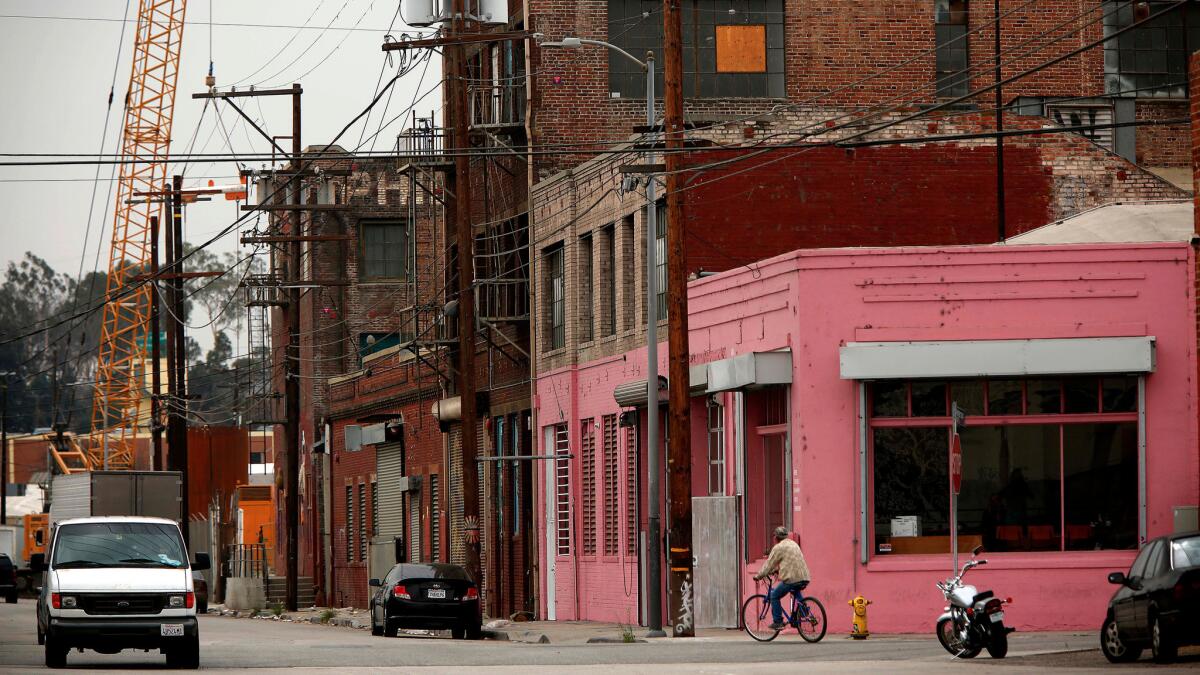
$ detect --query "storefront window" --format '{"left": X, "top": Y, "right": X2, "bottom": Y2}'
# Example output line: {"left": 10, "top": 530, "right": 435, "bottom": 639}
{"left": 871, "top": 377, "right": 1139, "bottom": 555}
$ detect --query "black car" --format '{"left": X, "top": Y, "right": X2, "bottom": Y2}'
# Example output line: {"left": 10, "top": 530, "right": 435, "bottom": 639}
{"left": 0, "top": 553, "right": 17, "bottom": 603}
{"left": 192, "top": 571, "right": 208, "bottom": 614}
{"left": 1101, "top": 531, "right": 1200, "bottom": 663}
{"left": 369, "top": 563, "right": 481, "bottom": 639}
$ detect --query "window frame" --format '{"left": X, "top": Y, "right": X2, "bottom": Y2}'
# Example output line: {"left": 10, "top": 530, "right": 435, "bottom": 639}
{"left": 1103, "top": 0, "right": 1199, "bottom": 100}
{"left": 862, "top": 375, "right": 1144, "bottom": 562}
{"left": 545, "top": 245, "right": 566, "bottom": 350}
{"left": 359, "top": 220, "right": 411, "bottom": 280}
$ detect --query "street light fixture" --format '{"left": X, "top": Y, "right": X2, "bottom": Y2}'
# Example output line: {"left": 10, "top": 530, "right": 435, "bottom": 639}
{"left": 539, "top": 35, "right": 665, "bottom": 637}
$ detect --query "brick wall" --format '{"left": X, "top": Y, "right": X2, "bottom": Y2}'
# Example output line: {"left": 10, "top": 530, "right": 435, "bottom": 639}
{"left": 530, "top": 109, "right": 1186, "bottom": 375}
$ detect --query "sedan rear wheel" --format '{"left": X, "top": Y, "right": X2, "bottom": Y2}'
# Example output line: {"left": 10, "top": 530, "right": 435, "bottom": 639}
{"left": 1101, "top": 616, "right": 1141, "bottom": 663}
{"left": 1151, "top": 615, "right": 1177, "bottom": 664}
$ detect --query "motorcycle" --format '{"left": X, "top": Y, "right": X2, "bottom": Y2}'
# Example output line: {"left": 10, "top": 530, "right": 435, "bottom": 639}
{"left": 935, "top": 545, "right": 1014, "bottom": 659}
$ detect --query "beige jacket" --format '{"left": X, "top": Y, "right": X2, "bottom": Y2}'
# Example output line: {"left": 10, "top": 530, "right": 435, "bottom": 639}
{"left": 755, "top": 538, "right": 811, "bottom": 583}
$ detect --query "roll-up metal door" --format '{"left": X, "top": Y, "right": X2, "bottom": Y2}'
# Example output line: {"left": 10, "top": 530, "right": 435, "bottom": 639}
{"left": 376, "top": 442, "right": 405, "bottom": 539}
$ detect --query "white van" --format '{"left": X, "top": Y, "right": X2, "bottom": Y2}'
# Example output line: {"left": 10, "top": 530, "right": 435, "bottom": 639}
{"left": 33, "top": 516, "right": 208, "bottom": 669}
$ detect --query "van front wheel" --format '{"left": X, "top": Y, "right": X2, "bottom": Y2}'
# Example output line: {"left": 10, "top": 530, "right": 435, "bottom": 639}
{"left": 165, "top": 635, "right": 200, "bottom": 669}
{"left": 44, "top": 635, "right": 67, "bottom": 669}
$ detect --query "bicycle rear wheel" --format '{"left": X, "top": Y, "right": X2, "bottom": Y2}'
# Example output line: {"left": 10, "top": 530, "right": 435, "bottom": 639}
{"left": 795, "top": 597, "right": 827, "bottom": 643}
{"left": 741, "top": 594, "right": 780, "bottom": 642}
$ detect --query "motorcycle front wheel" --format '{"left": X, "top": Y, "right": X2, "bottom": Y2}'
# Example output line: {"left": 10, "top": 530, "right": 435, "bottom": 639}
{"left": 986, "top": 626, "right": 1008, "bottom": 659}
{"left": 936, "top": 616, "right": 981, "bottom": 659}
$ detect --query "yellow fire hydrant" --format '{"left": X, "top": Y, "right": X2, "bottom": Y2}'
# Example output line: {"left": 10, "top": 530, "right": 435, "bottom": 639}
{"left": 848, "top": 595, "right": 871, "bottom": 639}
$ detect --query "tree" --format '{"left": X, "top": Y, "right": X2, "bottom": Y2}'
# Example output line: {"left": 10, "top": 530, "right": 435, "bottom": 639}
{"left": 206, "top": 331, "right": 233, "bottom": 367}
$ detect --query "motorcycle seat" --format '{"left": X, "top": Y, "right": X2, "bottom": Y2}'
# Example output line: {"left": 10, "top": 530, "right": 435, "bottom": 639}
{"left": 971, "top": 590, "right": 994, "bottom": 604}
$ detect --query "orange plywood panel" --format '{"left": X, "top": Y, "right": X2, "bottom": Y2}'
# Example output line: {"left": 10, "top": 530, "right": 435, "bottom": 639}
{"left": 716, "top": 25, "right": 766, "bottom": 73}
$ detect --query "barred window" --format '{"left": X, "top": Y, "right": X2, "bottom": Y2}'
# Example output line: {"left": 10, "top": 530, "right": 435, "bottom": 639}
{"left": 625, "top": 425, "right": 638, "bottom": 556}
{"left": 553, "top": 423, "right": 571, "bottom": 556}
{"left": 345, "top": 485, "right": 353, "bottom": 562}
{"left": 581, "top": 418, "right": 597, "bottom": 555}
{"left": 546, "top": 245, "right": 565, "bottom": 350}
{"left": 602, "top": 415, "right": 619, "bottom": 555}
{"left": 358, "top": 483, "right": 367, "bottom": 561}
{"left": 579, "top": 233, "right": 594, "bottom": 343}
{"left": 429, "top": 473, "right": 440, "bottom": 562}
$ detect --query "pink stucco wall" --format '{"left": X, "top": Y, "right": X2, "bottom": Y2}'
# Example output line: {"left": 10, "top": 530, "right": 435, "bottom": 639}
{"left": 535, "top": 241, "right": 1199, "bottom": 632}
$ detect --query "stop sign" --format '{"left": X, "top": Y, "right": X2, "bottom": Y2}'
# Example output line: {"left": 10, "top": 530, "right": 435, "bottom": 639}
{"left": 950, "top": 433, "right": 963, "bottom": 495}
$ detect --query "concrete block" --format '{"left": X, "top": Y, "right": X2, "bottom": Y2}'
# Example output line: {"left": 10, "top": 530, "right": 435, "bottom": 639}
{"left": 224, "top": 578, "right": 266, "bottom": 611}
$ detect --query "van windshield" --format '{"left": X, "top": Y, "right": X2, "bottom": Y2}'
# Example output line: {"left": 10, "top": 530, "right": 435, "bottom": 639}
{"left": 53, "top": 522, "right": 187, "bottom": 569}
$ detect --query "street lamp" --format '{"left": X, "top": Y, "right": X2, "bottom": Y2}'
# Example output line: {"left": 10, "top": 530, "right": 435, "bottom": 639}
{"left": 538, "top": 35, "right": 665, "bottom": 637}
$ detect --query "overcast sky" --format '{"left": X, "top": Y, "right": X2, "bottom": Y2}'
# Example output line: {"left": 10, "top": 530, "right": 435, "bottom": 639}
{"left": 0, "top": 0, "right": 440, "bottom": 350}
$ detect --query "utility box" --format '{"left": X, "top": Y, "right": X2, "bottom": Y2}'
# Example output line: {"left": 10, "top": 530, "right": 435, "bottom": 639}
{"left": 404, "top": 0, "right": 441, "bottom": 26}
{"left": 49, "top": 471, "right": 183, "bottom": 525}
{"left": 1174, "top": 506, "right": 1198, "bottom": 533}
{"left": 476, "top": 0, "right": 508, "bottom": 24}
{"left": 0, "top": 525, "right": 18, "bottom": 561}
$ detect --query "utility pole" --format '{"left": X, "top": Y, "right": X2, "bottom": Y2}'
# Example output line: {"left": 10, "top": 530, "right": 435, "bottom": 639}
{"left": 1, "top": 374, "right": 9, "bottom": 525}
{"left": 150, "top": 215, "right": 163, "bottom": 470}
{"left": 451, "top": 0, "right": 482, "bottom": 589}
{"left": 995, "top": 0, "right": 1006, "bottom": 242}
{"left": 285, "top": 83, "right": 303, "bottom": 613}
{"left": 169, "top": 175, "right": 190, "bottom": 548}
{"left": 662, "top": 0, "right": 694, "bottom": 638}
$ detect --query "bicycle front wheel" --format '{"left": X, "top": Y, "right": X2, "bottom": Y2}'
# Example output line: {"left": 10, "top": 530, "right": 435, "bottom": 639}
{"left": 741, "top": 594, "right": 780, "bottom": 642}
{"left": 795, "top": 597, "right": 827, "bottom": 643}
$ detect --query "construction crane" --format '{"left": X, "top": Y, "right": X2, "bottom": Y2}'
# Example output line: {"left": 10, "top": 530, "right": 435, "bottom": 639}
{"left": 52, "top": 1, "right": 188, "bottom": 474}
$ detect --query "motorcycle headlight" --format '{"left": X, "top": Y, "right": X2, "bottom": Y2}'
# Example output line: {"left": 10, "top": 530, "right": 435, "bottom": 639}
{"left": 168, "top": 595, "right": 186, "bottom": 608}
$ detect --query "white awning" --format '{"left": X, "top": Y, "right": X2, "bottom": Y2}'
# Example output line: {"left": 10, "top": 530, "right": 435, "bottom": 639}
{"left": 705, "top": 351, "right": 792, "bottom": 393}
{"left": 839, "top": 337, "right": 1155, "bottom": 380}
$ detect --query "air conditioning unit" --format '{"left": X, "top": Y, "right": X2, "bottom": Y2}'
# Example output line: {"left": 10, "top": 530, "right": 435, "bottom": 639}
{"left": 404, "top": 0, "right": 441, "bottom": 27}
{"left": 344, "top": 425, "right": 362, "bottom": 452}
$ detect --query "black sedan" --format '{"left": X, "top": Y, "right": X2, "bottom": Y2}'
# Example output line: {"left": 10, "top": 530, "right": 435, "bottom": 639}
{"left": 1101, "top": 531, "right": 1200, "bottom": 663}
{"left": 0, "top": 553, "right": 17, "bottom": 603}
{"left": 369, "top": 563, "right": 481, "bottom": 640}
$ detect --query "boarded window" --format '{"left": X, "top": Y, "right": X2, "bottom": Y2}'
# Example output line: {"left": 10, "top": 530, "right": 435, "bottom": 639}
{"left": 716, "top": 25, "right": 767, "bottom": 73}
{"left": 608, "top": 0, "right": 785, "bottom": 98}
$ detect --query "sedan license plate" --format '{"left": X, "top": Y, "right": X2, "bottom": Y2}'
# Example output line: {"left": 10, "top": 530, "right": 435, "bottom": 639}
{"left": 427, "top": 588, "right": 447, "bottom": 600}
{"left": 160, "top": 624, "right": 185, "bottom": 637}
{"left": 989, "top": 611, "right": 1005, "bottom": 623}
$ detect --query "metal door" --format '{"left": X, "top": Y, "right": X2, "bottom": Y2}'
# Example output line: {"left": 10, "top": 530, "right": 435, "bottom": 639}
{"left": 376, "top": 442, "right": 405, "bottom": 539}
{"left": 693, "top": 495, "right": 739, "bottom": 628}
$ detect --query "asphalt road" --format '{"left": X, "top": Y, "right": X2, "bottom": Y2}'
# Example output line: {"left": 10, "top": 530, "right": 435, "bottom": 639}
{"left": 0, "top": 599, "right": 1190, "bottom": 673}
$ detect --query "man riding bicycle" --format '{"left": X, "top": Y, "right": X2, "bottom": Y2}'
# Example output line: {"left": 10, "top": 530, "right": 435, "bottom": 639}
{"left": 753, "top": 526, "right": 811, "bottom": 630}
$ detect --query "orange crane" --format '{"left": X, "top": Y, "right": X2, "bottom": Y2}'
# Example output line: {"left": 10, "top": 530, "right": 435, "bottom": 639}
{"left": 53, "top": 1, "right": 188, "bottom": 473}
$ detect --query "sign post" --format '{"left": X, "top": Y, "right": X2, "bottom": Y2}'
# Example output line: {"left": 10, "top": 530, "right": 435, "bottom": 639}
{"left": 951, "top": 402, "right": 965, "bottom": 574}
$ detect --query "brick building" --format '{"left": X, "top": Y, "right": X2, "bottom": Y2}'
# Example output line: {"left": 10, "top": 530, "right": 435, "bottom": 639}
{"left": 518, "top": 0, "right": 1197, "bottom": 624}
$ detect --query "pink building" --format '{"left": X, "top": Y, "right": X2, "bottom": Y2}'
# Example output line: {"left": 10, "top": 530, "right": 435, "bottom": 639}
{"left": 532, "top": 201, "right": 1199, "bottom": 632}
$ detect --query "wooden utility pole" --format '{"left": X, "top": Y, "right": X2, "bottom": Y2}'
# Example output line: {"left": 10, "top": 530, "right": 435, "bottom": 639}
{"left": 994, "top": 0, "right": 1006, "bottom": 242}
{"left": 285, "top": 84, "right": 303, "bottom": 612}
{"left": 150, "top": 215, "right": 162, "bottom": 470}
{"left": 168, "top": 175, "right": 190, "bottom": 548}
{"left": 662, "top": 0, "right": 694, "bottom": 638}
{"left": 451, "top": 0, "right": 482, "bottom": 589}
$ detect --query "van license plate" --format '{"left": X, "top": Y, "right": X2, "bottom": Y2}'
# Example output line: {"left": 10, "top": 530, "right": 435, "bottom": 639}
{"left": 427, "top": 589, "right": 446, "bottom": 599}
{"left": 989, "top": 612, "right": 1004, "bottom": 623}
{"left": 161, "top": 624, "right": 185, "bottom": 637}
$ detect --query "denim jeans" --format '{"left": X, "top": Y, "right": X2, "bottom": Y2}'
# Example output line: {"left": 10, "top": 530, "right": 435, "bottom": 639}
{"left": 769, "top": 580, "right": 809, "bottom": 625}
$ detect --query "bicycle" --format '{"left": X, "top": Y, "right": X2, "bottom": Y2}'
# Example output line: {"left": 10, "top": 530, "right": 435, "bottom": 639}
{"left": 741, "top": 576, "right": 827, "bottom": 643}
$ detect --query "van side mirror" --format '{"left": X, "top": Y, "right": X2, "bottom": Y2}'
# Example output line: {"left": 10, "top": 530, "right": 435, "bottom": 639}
{"left": 29, "top": 553, "right": 45, "bottom": 572}
{"left": 369, "top": 578, "right": 382, "bottom": 587}
{"left": 192, "top": 553, "right": 211, "bottom": 571}
{"left": 1108, "top": 571, "right": 1127, "bottom": 585}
